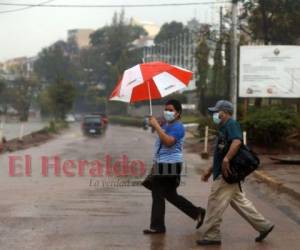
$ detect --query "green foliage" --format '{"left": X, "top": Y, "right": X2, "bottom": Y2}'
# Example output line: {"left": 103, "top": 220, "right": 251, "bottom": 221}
{"left": 195, "top": 27, "right": 211, "bottom": 115}
{"left": 211, "top": 38, "right": 224, "bottom": 97}
{"left": 47, "top": 120, "right": 69, "bottom": 133}
{"left": 38, "top": 88, "right": 52, "bottom": 118}
{"left": 224, "top": 38, "right": 231, "bottom": 100}
{"left": 198, "top": 116, "right": 218, "bottom": 138}
{"left": 181, "top": 115, "right": 202, "bottom": 124}
{"left": 88, "top": 10, "right": 147, "bottom": 97}
{"left": 34, "top": 41, "right": 77, "bottom": 82}
{"left": 0, "top": 78, "right": 6, "bottom": 94}
{"left": 242, "top": 106, "right": 299, "bottom": 145}
{"left": 109, "top": 115, "right": 143, "bottom": 127}
{"left": 40, "top": 78, "right": 76, "bottom": 120}
{"left": 0, "top": 79, "right": 8, "bottom": 114}
{"left": 154, "top": 21, "right": 186, "bottom": 44}
{"left": 7, "top": 77, "right": 39, "bottom": 121}
{"left": 241, "top": 0, "right": 300, "bottom": 44}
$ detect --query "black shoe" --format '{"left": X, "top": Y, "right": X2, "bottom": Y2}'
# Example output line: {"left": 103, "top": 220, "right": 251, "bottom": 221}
{"left": 196, "top": 208, "right": 206, "bottom": 229}
{"left": 255, "top": 225, "right": 274, "bottom": 242}
{"left": 143, "top": 229, "right": 166, "bottom": 235}
{"left": 196, "top": 239, "right": 222, "bottom": 246}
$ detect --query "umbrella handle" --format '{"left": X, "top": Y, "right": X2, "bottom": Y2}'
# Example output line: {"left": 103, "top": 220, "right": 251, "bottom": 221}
{"left": 147, "top": 80, "right": 153, "bottom": 116}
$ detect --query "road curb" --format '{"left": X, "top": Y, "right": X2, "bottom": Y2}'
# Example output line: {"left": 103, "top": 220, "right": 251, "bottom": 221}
{"left": 253, "top": 170, "right": 300, "bottom": 202}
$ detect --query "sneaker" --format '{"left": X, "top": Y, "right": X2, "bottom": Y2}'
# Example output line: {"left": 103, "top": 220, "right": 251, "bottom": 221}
{"left": 196, "top": 239, "right": 222, "bottom": 246}
{"left": 255, "top": 225, "right": 274, "bottom": 242}
{"left": 196, "top": 207, "right": 206, "bottom": 229}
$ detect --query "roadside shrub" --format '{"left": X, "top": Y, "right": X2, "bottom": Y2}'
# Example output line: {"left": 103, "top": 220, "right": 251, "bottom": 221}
{"left": 109, "top": 115, "right": 143, "bottom": 127}
{"left": 181, "top": 115, "right": 201, "bottom": 124}
{"left": 47, "top": 120, "right": 69, "bottom": 133}
{"left": 241, "top": 106, "right": 299, "bottom": 145}
{"left": 198, "top": 116, "right": 218, "bottom": 138}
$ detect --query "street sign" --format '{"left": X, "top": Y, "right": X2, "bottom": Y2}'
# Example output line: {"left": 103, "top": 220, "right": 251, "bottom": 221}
{"left": 239, "top": 46, "right": 300, "bottom": 98}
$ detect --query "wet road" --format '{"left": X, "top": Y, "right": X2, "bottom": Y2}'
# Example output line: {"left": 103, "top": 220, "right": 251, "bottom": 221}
{"left": 0, "top": 124, "right": 299, "bottom": 250}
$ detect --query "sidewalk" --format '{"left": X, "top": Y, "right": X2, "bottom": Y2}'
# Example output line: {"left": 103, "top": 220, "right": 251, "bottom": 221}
{"left": 185, "top": 132, "right": 300, "bottom": 203}
{"left": 252, "top": 156, "right": 300, "bottom": 201}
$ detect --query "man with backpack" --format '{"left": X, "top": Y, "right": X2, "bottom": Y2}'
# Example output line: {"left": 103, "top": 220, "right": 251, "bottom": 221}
{"left": 196, "top": 100, "right": 274, "bottom": 246}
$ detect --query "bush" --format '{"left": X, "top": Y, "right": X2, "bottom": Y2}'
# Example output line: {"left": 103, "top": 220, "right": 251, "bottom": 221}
{"left": 47, "top": 120, "right": 69, "bottom": 133}
{"left": 241, "top": 106, "right": 299, "bottom": 145}
{"left": 109, "top": 115, "right": 143, "bottom": 127}
{"left": 181, "top": 115, "right": 201, "bottom": 124}
{"left": 198, "top": 116, "right": 218, "bottom": 138}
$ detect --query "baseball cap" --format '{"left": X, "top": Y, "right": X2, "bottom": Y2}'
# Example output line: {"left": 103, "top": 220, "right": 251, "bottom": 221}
{"left": 208, "top": 100, "right": 234, "bottom": 113}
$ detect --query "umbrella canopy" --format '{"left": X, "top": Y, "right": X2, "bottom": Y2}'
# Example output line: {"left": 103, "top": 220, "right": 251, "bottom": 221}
{"left": 109, "top": 61, "right": 193, "bottom": 104}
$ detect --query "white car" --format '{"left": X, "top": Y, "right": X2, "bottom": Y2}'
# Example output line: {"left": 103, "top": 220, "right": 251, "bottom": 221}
{"left": 65, "top": 114, "right": 76, "bottom": 123}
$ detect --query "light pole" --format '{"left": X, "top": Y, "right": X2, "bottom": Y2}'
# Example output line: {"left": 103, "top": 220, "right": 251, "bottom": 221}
{"left": 230, "top": 0, "right": 239, "bottom": 119}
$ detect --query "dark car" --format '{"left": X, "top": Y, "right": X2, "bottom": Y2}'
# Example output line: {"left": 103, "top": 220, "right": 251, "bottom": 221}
{"left": 91, "top": 112, "right": 109, "bottom": 129}
{"left": 81, "top": 115, "right": 103, "bottom": 136}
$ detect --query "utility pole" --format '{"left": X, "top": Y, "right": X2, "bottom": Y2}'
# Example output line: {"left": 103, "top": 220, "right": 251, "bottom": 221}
{"left": 230, "top": 0, "right": 239, "bottom": 119}
{"left": 220, "top": 6, "right": 223, "bottom": 37}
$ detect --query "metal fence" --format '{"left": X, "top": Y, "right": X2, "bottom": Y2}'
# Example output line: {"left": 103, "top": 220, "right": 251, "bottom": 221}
{"left": 142, "top": 31, "right": 198, "bottom": 73}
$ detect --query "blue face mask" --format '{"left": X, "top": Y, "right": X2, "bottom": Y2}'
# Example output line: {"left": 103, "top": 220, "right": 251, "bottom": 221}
{"left": 213, "top": 112, "right": 221, "bottom": 125}
{"left": 164, "top": 111, "right": 176, "bottom": 122}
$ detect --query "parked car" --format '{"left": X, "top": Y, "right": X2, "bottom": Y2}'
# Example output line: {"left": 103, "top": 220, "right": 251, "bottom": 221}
{"left": 65, "top": 113, "right": 76, "bottom": 123}
{"left": 81, "top": 115, "right": 104, "bottom": 136}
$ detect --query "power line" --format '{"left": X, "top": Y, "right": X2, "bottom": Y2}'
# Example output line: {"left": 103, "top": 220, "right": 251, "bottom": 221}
{"left": 0, "top": 1, "right": 230, "bottom": 9}
{"left": 0, "top": 0, "right": 56, "bottom": 14}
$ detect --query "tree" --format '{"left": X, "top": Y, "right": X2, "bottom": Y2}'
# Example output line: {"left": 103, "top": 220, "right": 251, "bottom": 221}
{"left": 195, "top": 33, "right": 210, "bottom": 115}
{"left": 224, "top": 36, "right": 231, "bottom": 100}
{"left": 8, "top": 76, "right": 39, "bottom": 121}
{"left": 154, "top": 21, "right": 186, "bottom": 44}
{"left": 241, "top": 0, "right": 300, "bottom": 44}
{"left": 0, "top": 79, "right": 8, "bottom": 114}
{"left": 211, "top": 38, "right": 224, "bottom": 97}
{"left": 43, "top": 78, "right": 76, "bottom": 120}
{"left": 34, "top": 41, "right": 77, "bottom": 83}
{"left": 86, "top": 10, "right": 147, "bottom": 114}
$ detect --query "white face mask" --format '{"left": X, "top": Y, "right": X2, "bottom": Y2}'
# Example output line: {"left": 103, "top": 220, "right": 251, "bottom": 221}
{"left": 213, "top": 112, "right": 221, "bottom": 125}
{"left": 163, "top": 111, "right": 176, "bottom": 122}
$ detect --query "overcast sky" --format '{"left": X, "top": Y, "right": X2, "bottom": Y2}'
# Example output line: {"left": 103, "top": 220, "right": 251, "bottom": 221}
{"left": 0, "top": 0, "right": 226, "bottom": 61}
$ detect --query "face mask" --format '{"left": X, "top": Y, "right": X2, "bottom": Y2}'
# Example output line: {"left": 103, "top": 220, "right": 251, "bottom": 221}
{"left": 164, "top": 111, "right": 176, "bottom": 122}
{"left": 213, "top": 112, "right": 221, "bottom": 125}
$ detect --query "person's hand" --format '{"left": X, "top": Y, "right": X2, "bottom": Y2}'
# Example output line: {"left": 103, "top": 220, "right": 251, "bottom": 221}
{"left": 222, "top": 157, "right": 231, "bottom": 178}
{"left": 148, "top": 116, "right": 160, "bottom": 130}
{"left": 201, "top": 169, "right": 212, "bottom": 182}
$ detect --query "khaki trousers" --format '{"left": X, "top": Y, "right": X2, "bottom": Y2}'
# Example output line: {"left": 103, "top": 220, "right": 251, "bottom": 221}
{"left": 201, "top": 176, "right": 273, "bottom": 241}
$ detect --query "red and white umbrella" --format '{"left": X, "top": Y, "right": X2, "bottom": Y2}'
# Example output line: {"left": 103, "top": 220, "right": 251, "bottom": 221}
{"left": 109, "top": 61, "right": 193, "bottom": 115}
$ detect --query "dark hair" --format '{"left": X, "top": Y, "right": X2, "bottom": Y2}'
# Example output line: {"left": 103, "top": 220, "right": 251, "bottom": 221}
{"left": 165, "top": 99, "right": 182, "bottom": 117}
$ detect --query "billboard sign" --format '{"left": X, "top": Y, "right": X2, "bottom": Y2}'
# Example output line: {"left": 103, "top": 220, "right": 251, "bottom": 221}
{"left": 239, "top": 46, "right": 300, "bottom": 98}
